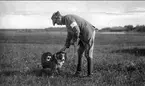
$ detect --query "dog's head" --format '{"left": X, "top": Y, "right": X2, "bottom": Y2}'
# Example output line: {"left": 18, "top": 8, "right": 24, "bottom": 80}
{"left": 53, "top": 51, "right": 67, "bottom": 68}
{"left": 41, "top": 52, "right": 57, "bottom": 69}
{"left": 41, "top": 52, "right": 52, "bottom": 62}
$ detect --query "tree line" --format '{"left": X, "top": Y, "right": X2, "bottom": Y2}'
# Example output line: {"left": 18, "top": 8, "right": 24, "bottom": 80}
{"left": 100, "top": 25, "right": 145, "bottom": 32}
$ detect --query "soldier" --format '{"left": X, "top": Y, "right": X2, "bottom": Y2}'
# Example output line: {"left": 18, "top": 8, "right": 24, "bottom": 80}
{"left": 51, "top": 11, "right": 96, "bottom": 77}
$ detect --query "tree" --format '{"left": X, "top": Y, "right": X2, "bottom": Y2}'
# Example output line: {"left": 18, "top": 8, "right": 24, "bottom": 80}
{"left": 134, "top": 25, "right": 145, "bottom": 32}
{"left": 124, "top": 25, "right": 134, "bottom": 31}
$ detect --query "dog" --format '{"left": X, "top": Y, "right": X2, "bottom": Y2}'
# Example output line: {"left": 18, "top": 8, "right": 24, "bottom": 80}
{"left": 41, "top": 51, "right": 67, "bottom": 76}
{"left": 41, "top": 52, "right": 56, "bottom": 75}
{"left": 53, "top": 51, "right": 67, "bottom": 70}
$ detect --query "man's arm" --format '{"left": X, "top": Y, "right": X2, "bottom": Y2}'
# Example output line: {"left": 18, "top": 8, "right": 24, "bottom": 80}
{"left": 60, "top": 32, "right": 72, "bottom": 52}
{"left": 60, "top": 21, "right": 80, "bottom": 52}
{"left": 70, "top": 22, "right": 80, "bottom": 45}
{"left": 65, "top": 32, "right": 72, "bottom": 48}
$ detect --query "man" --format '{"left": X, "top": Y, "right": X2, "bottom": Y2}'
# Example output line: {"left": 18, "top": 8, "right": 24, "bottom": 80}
{"left": 51, "top": 11, "right": 96, "bottom": 77}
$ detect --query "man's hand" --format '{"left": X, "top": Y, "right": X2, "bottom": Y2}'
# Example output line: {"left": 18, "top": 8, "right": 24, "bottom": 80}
{"left": 72, "top": 38, "right": 80, "bottom": 46}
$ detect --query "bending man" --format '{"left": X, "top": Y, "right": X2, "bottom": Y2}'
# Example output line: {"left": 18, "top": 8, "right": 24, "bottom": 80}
{"left": 51, "top": 11, "right": 96, "bottom": 76}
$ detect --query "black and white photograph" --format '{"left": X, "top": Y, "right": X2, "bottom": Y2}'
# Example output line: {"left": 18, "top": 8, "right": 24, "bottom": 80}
{"left": 0, "top": 1, "right": 145, "bottom": 86}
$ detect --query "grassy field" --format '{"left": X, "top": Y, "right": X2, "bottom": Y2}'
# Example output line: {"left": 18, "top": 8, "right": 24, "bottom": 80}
{"left": 0, "top": 30, "right": 145, "bottom": 86}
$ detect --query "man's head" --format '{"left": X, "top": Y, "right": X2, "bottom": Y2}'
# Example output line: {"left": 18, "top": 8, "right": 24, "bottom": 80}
{"left": 51, "top": 11, "right": 62, "bottom": 26}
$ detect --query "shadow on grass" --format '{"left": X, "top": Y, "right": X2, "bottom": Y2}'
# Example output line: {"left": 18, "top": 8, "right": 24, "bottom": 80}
{"left": 26, "top": 69, "right": 44, "bottom": 77}
{"left": 0, "top": 70, "right": 24, "bottom": 76}
{"left": 0, "top": 69, "right": 51, "bottom": 78}
{"left": 111, "top": 47, "right": 145, "bottom": 56}
{"left": 0, "top": 68, "right": 44, "bottom": 77}
{"left": 0, "top": 68, "right": 74, "bottom": 78}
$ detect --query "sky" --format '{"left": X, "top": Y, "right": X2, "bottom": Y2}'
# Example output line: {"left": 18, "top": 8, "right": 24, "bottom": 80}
{"left": 0, "top": 1, "right": 145, "bottom": 29}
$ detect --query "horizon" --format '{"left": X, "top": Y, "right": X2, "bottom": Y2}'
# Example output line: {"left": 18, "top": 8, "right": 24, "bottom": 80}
{"left": 0, "top": 1, "right": 145, "bottom": 29}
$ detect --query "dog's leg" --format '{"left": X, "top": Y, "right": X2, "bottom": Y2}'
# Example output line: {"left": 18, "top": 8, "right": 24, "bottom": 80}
{"left": 51, "top": 66, "right": 60, "bottom": 77}
{"left": 50, "top": 69, "right": 56, "bottom": 78}
{"left": 57, "top": 68, "right": 61, "bottom": 75}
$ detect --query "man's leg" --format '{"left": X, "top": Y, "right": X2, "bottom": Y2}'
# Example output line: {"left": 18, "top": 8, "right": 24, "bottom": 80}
{"left": 75, "top": 41, "right": 85, "bottom": 76}
{"left": 85, "top": 31, "right": 96, "bottom": 76}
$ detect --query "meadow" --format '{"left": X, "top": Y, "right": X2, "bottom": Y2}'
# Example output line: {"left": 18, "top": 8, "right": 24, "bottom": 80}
{"left": 0, "top": 29, "right": 145, "bottom": 86}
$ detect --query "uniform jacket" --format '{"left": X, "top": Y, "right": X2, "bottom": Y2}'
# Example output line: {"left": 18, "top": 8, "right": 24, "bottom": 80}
{"left": 61, "top": 14, "right": 96, "bottom": 48}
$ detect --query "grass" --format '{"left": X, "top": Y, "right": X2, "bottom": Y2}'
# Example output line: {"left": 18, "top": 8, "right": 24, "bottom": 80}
{"left": 0, "top": 30, "right": 145, "bottom": 86}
